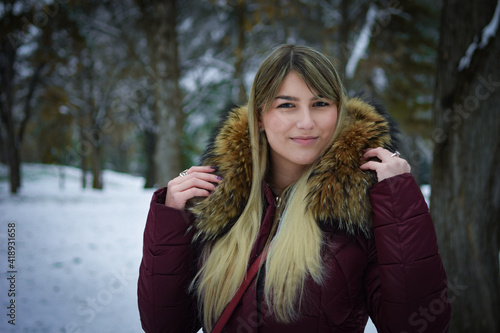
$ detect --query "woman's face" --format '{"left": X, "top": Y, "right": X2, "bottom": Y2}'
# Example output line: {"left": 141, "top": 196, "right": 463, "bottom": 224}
{"left": 261, "top": 71, "right": 338, "bottom": 176}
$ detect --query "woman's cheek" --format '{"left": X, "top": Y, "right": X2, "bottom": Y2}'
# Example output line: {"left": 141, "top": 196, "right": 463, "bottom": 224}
{"left": 268, "top": 113, "right": 289, "bottom": 132}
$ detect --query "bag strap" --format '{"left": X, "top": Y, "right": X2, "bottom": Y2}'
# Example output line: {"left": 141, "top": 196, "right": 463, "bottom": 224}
{"left": 211, "top": 246, "right": 269, "bottom": 333}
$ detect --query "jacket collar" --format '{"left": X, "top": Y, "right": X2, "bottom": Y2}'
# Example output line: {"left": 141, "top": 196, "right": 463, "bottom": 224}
{"left": 189, "top": 97, "right": 397, "bottom": 241}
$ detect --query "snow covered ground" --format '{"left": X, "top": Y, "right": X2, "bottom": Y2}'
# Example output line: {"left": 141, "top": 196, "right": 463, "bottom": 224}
{"left": 0, "top": 164, "right": 150, "bottom": 333}
{"left": 0, "top": 164, "right": 377, "bottom": 333}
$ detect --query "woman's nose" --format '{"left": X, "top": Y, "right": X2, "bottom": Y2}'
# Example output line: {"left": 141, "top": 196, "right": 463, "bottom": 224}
{"left": 297, "top": 108, "right": 315, "bottom": 130}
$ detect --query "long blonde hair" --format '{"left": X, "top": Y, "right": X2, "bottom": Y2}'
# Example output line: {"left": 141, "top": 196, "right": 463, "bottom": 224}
{"left": 192, "top": 44, "right": 347, "bottom": 330}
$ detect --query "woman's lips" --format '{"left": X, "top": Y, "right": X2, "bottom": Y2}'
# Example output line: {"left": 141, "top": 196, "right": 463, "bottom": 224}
{"left": 291, "top": 136, "right": 318, "bottom": 145}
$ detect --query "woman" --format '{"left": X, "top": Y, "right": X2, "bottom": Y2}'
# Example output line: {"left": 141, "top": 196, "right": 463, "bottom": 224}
{"left": 138, "top": 44, "right": 451, "bottom": 332}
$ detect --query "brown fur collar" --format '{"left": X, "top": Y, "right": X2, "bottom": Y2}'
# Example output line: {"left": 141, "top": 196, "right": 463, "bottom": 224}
{"left": 189, "top": 97, "right": 397, "bottom": 241}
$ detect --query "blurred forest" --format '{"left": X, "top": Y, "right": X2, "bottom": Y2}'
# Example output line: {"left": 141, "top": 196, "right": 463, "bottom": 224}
{"left": 0, "top": 0, "right": 439, "bottom": 193}
{"left": 1, "top": 1, "right": 500, "bottom": 332}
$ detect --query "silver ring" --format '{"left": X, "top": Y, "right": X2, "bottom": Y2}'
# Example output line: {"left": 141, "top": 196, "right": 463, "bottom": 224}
{"left": 179, "top": 169, "right": 189, "bottom": 177}
{"left": 391, "top": 151, "right": 401, "bottom": 158}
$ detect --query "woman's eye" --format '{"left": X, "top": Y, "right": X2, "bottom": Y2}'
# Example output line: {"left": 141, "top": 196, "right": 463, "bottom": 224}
{"left": 277, "top": 103, "right": 294, "bottom": 108}
{"left": 314, "top": 101, "right": 329, "bottom": 107}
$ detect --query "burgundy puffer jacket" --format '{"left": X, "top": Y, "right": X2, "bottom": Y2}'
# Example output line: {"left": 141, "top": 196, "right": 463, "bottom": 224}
{"left": 137, "top": 100, "right": 451, "bottom": 332}
{"left": 138, "top": 174, "right": 451, "bottom": 332}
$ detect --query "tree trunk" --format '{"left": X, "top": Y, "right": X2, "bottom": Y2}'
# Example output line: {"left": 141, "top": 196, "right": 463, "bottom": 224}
{"left": 0, "top": 128, "right": 6, "bottom": 164}
{"left": 337, "top": 0, "right": 351, "bottom": 63}
{"left": 76, "top": 106, "right": 89, "bottom": 189}
{"left": 5, "top": 128, "right": 20, "bottom": 193}
{"left": 149, "top": 0, "right": 184, "bottom": 187}
{"left": 0, "top": 35, "right": 20, "bottom": 194}
{"left": 0, "top": 35, "right": 42, "bottom": 194}
{"left": 431, "top": 1, "right": 500, "bottom": 332}
{"left": 81, "top": 156, "right": 88, "bottom": 189}
{"left": 143, "top": 129, "right": 156, "bottom": 188}
{"left": 233, "top": 0, "right": 247, "bottom": 105}
{"left": 91, "top": 143, "right": 103, "bottom": 190}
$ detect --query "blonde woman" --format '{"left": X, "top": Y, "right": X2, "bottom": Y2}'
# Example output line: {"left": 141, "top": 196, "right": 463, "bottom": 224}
{"left": 138, "top": 44, "right": 451, "bottom": 332}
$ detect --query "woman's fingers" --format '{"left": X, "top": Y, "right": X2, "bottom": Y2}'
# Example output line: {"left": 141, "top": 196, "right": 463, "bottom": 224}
{"left": 360, "top": 148, "right": 411, "bottom": 182}
{"left": 169, "top": 187, "right": 212, "bottom": 207}
{"left": 360, "top": 147, "right": 391, "bottom": 161}
{"left": 165, "top": 166, "right": 222, "bottom": 209}
{"left": 171, "top": 170, "right": 221, "bottom": 188}
{"left": 170, "top": 166, "right": 217, "bottom": 183}
{"left": 172, "top": 175, "right": 221, "bottom": 193}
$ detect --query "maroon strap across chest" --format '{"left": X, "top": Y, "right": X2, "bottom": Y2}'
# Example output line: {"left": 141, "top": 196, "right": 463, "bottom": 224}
{"left": 211, "top": 245, "right": 269, "bottom": 333}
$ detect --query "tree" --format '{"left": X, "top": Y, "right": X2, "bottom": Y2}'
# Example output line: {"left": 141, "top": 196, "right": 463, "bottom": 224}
{"left": 54, "top": 0, "right": 135, "bottom": 189}
{"left": 136, "top": 0, "right": 183, "bottom": 187}
{"left": 0, "top": 2, "right": 49, "bottom": 193}
{"left": 231, "top": 0, "right": 248, "bottom": 104}
{"left": 431, "top": 0, "right": 500, "bottom": 331}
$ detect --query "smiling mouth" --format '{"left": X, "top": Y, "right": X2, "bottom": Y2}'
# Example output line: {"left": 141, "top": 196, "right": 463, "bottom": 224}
{"left": 291, "top": 137, "right": 319, "bottom": 145}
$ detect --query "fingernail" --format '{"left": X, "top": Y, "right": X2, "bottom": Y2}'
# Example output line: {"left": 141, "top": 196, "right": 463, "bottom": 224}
{"left": 216, "top": 176, "right": 223, "bottom": 180}
{"left": 210, "top": 166, "right": 218, "bottom": 170}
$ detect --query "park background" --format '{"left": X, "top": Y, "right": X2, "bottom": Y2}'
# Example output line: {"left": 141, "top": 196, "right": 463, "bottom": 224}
{"left": 1, "top": 0, "right": 499, "bottom": 332}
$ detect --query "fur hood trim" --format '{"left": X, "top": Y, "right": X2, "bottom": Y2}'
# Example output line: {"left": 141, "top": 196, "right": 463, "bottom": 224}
{"left": 189, "top": 97, "right": 398, "bottom": 241}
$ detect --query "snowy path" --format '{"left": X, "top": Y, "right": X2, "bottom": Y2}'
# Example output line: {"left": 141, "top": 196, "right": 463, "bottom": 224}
{"left": 0, "top": 164, "right": 377, "bottom": 333}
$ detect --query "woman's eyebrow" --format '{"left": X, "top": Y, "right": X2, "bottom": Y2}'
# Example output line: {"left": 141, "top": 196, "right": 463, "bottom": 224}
{"left": 275, "top": 95, "right": 325, "bottom": 101}
{"left": 275, "top": 95, "right": 298, "bottom": 101}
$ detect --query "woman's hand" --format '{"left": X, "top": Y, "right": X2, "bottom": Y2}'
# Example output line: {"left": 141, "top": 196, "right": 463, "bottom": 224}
{"left": 165, "top": 166, "right": 222, "bottom": 210}
{"left": 359, "top": 147, "right": 411, "bottom": 182}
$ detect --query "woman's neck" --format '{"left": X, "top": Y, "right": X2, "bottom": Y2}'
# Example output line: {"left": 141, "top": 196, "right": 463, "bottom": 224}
{"left": 268, "top": 164, "right": 305, "bottom": 196}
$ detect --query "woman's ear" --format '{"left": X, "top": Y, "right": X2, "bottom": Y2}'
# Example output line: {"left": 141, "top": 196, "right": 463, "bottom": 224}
{"left": 258, "top": 117, "right": 264, "bottom": 131}
{"left": 256, "top": 108, "right": 266, "bottom": 131}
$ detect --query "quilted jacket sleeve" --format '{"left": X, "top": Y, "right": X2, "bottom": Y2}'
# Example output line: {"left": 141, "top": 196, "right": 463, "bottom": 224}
{"left": 137, "top": 187, "right": 201, "bottom": 333}
{"left": 365, "top": 173, "right": 451, "bottom": 332}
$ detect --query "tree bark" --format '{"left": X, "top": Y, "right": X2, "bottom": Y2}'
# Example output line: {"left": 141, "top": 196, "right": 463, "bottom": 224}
{"left": 143, "top": 129, "right": 156, "bottom": 188}
{"left": 0, "top": 126, "right": 6, "bottom": 164}
{"left": 431, "top": 0, "right": 500, "bottom": 332}
{"left": 233, "top": 0, "right": 247, "bottom": 104}
{"left": 338, "top": 0, "right": 350, "bottom": 62}
{"left": 5, "top": 127, "right": 20, "bottom": 193}
{"left": 81, "top": 153, "right": 88, "bottom": 189}
{"left": 77, "top": 105, "right": 89, "bottom": 189}
{"left": 0, "top": 34, "right": 20, "bottom": 193}
{"left": 0, "top": 98, "right": 21, "bottom": 193}
{"left": 91, "top": 142, "right": 103, "bottom": 189}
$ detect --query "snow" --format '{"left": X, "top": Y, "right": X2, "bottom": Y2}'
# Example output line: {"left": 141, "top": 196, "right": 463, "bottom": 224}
{"left": 0, "top": 163, "right": 377, "bottom": 332}
{"left": 365, "top": 317, "right": 377, "bottom": 332}
{"left": 458, "top": 0, "right": 500, "bottom": 71}
{"left": 372, "top": 67, "right": 388, "bottom": 92}
{"left": 421, "top": 184, "right": 431, "bottom": 206}
{"left": 345, "top": 3, "right": 378, "bottom": 79}
{"left": 0, "top": 164, "right": 150, "bottom": 333}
